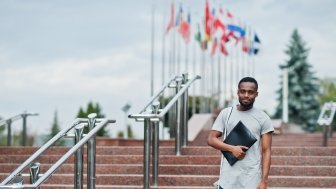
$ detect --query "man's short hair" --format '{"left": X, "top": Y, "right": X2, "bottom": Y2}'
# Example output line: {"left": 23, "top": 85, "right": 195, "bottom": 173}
{"left": 238, "top": 77, "right": 258, "bottom": 90}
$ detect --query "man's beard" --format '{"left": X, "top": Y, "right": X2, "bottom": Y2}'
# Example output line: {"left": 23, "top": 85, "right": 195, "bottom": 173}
{"left": 239, "top": 98, "right": 255, "bottom": 109}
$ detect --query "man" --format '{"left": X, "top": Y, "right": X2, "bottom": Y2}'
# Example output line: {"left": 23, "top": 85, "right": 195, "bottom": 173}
{"left": 208, "top": 77, "right": 274, "bottom": 189}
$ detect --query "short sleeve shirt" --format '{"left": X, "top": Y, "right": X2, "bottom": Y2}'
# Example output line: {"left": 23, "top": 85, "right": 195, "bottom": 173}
{"left": 212, "top": 106, "right": 274, "bottom": 189}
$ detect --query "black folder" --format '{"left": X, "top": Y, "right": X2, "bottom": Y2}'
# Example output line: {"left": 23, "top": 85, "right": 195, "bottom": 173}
{"left": 221, "top": 121, "right": 257, "bottom": 166}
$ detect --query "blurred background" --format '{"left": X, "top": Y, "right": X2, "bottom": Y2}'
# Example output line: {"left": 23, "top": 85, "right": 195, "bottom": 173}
{"left": 0, "top": 0, "right": 335, "bottom": 145}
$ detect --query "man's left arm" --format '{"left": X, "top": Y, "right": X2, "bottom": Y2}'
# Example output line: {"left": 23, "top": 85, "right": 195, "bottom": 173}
{"left": 258, "top": 132, "right": 273, "bottom": 189}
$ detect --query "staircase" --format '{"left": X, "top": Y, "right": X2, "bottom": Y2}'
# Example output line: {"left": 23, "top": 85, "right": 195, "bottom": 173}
{"left": 1, "top": 132, "right": 336, "bottom": 188}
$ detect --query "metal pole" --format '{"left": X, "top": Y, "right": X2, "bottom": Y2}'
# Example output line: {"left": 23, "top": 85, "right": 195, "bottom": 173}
{"left": 323, "top": 126, "right": 329, "bottom": 147}
{"left": 6, "top": 120, "right": 12, "bottom": 146}
{"left": 151, "top": 101, "right": 160, "bottom": 186}
{"left": 150, "top": 1, "right": 155, "bottom": 96}
{"left": 74, "top": 124, "right": 84, "bottom": 189}
{"left": 29, "top": 162, "right": 40, "bottom": 188}
{"left": 22, "top": 113, "right": 27, "bottom": 146}
{"left": 282, "top": 68, "right": 289, "bottom": 124}
{"left": 143, "top": 118, "right": 151, "bottom": 189}
{"left": 87, "top": 113, "right": 97, "bottom": 189}
{"left": 175, "top": 77, "right": 183, "bottom": 156}
{"left": 182, "top": 73, "right": 189, "bottom": 147}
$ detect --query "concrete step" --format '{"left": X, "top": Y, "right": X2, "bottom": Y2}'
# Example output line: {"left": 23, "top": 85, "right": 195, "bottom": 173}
{"left": 1, "top": 154, "right": 335, "bottom": 166}
{"left": 2, "top": 146, "right": 335, "bottom": 156}
{"left": 2, "top": 164, "right": 336, "bottom": 177}
{"left": 1, "top": 174, "right": 335, "bottom": 188}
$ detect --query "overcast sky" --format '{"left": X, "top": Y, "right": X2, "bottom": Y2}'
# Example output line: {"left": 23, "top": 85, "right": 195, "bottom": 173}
{"left": 1, "top": 0, "right": 335, "bottom": 139}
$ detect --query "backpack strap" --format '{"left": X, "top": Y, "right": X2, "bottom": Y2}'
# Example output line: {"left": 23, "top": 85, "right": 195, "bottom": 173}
{"left": 223, "top": 107, "right": 233, "bottom": 139}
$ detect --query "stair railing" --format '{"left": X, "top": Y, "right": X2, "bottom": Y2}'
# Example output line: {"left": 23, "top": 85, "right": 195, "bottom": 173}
{"left": 0, "top": 111, "right": 38, "bottom": 146}
{"left": 0, "top": 114, "right": 115, "bottom": 189}
{"left": 129, "top": 73, "right": 201, "bottom": 189}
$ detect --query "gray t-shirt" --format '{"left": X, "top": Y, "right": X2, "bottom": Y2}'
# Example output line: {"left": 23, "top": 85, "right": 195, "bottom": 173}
{"left": 212, "top": 106, "right": 274, "bottom": 189}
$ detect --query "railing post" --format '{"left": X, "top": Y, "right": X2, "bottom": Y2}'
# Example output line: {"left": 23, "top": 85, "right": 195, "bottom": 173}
{"left": 74, "top": 124, "right": 85, "bottom": 189}
{"left": 181, "top": 73, "right": 189, "bottom": 147}
{"left": 21, "top": 112, "right": 27, "bottom": 146}
{"left": 143, "top": 117, "right": 152, "bottom": 189}
{"left": 29, "top": 162, "right": 40, "bottom": 188}
{"left": 151, "top": 101, "right": 160, "bottom": 186}
{"left": 175, "top": 76, "right": 183, "bottom": 156}
{"left": 6, "top": 120, "right": 12, "bottom": 146}
{"left": 87, "top": 113, "right": 97, "bottom": 189}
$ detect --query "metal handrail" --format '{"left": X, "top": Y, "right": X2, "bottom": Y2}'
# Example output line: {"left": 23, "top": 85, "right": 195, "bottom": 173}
{"left": 138, "top": 75, "right": 178, "bottom": 115}
{"left": 129, "top": 75, "right": 201, "bottom": 120}
{"left": 128, "top": 73, "right": 201, "bottom": 189}
{"left": 0, "top": 116, "right": 115, "bottom": 189}
{"left": 0, "top": 112, "right": 38, "bottom": 146}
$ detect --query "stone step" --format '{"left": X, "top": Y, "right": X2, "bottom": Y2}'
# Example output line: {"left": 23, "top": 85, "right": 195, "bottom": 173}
{"left": 1, "top": 154, "right": 335, "bottom": 166}
{"left": 1, "top": 146, "right": 336, "bottom": 156}
{"left": 25, "top": 185, "right": 336, "bottom": 189}
{"left": 1, "top": 163, "right": 335, "bottom": 177}
{"left": 1, "top": 174, "right": 335, "bottom": 188}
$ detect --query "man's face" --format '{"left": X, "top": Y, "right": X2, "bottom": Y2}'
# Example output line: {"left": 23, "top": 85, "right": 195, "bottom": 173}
{"left": 237, "top": 82, "right": 258, "bottom": 108}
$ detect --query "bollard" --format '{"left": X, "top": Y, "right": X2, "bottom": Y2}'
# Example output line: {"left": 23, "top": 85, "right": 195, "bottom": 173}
{"left": 74, "top": 123, "right": 85, "bottom": 189}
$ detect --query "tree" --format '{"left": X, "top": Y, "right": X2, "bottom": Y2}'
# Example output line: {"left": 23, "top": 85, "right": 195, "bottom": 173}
{"left": 76, "top": 101, "right": 109, "bottom": 136}
{"left": 319, "top": 78, "right": 336, "bottom": 103}
{"left": 45, "top": 110, "right": 65, "bottom": 146}
{"left": 274, "top": 29, "right": 320, "bottom": 132}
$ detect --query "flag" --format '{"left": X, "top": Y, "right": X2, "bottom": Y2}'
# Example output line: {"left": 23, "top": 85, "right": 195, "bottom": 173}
{"left": 220, "top": 33, "right": 229, "bottom": 56}
{"left": 178, "top": 19, "right": 191, "bottom": 43}
{"left": 227, "top": 24, "right": 245, "bottom": 44}
{"left": 211, "top": 38, "right": 218, "bottom": 55}
{"left": 249, "top": 32, "right": 261, "bottom": 55}
{"left": 213, "top": 17, "right": 225, "bottom": 32}
{"left": 165, "top": 1, "right": 175, "bottom": 34}
{"left": 205, "top": 0, "right": 212, "bottom": 41}
{"left": 254, "top": 33, "right": 261, "bottom": 43}
{"left": 195, "top": 24, "right": 202, "bottom": 43}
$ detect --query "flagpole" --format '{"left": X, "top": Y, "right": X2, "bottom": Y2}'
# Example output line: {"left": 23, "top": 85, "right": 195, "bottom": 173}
{"left": 217, "top": 51, "right": 221, "bottom": 108}
{"left": 192, "top": 34, "right": 197, "bottom": 114}
{"left": 162, "top": 9, "right": 166, "bottom": 86}
{"left": 150, "top": 1, "right": 155, "bottom": 96}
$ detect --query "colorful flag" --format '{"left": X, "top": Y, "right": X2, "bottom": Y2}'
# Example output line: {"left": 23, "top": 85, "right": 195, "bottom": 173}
{"left": 165, "top": 1, "right": 175, "bottom": 34}
{"left": 211, "top": 38, "right": 218, "bottom": 55}
{"left": 220, "top": 34, "right": 229, "bottom": 56}
{"left": 205, "top": 0, "right": 213, "bottom": 41}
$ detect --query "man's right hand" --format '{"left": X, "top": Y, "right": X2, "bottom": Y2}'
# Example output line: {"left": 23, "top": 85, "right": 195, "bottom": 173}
{"left": 231, "top": 145, "right": 249, "bottom": 159}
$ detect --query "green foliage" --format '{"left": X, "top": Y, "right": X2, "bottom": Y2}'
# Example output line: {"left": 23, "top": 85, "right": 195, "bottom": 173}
{"left": 45, "top": 110, "right": 66, "bottom": 146}
{"left": 274, "top": 29, "right": 320, "bottom": 132}
{"left": 319, "top": 78, "right": 336, "bottom": 104}
{"left": 76, "top": 101, "right": 109, "bottom": 137}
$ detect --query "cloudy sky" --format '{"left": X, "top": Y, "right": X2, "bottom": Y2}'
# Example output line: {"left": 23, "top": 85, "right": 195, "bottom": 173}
{"left": 1, "top": 0, "right": 335, "bottom": 139}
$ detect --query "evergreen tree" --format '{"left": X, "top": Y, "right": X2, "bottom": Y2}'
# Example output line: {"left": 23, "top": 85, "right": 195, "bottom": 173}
{"left": 274, "top": 29, "right": 320, "bottom": 131}
{"left": 45, "top": 110, "right": 65, "bottom": 146}
{"left": 76, "top": 101, "right": 109, "bottom": 136}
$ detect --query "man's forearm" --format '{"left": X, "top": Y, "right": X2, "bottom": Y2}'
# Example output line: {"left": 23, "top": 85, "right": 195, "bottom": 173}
{"left": 261, "top": 149, "right": 271, "bottom": 182}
